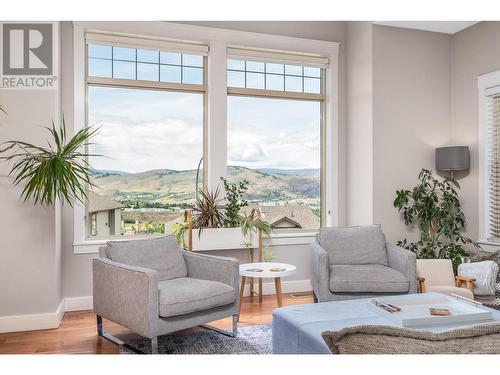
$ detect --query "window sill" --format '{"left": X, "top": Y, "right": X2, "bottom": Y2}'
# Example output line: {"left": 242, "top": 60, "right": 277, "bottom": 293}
{"left": 73, "top": 232, "right": 316, "bottom": 254}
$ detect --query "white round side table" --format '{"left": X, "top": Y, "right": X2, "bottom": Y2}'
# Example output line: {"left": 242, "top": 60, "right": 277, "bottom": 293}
{"left": 238, "top": 262, "right": 296, "bottom": 321}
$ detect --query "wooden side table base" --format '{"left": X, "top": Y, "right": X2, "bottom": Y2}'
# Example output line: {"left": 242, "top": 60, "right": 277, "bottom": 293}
{"left": 274, "top": 277, "right": 283, "bottom": 307}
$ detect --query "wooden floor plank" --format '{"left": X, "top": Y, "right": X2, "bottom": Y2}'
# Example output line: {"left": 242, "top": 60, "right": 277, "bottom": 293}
{"left": 0, "top": 293, "right": 313, "bottom": 354}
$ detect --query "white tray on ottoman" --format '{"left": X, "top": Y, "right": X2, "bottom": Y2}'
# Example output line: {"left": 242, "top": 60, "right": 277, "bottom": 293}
{"left": 368, "top": 293, "right": 492, "bottom": 328}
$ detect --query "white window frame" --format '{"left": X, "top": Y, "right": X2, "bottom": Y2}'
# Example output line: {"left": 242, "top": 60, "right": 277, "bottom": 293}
{"left": 478, "top": 69, "right": 500, "bottom": 247}
{"left": 72, "top": 21, "right": 340, "bottom": 254}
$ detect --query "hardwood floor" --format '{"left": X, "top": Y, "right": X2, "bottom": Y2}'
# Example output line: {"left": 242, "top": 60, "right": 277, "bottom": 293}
{"left": 0, "top": 293, "right": 313, "bottom": 354}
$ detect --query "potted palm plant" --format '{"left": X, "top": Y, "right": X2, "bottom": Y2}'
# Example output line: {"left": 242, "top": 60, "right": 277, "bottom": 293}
{"left": 0, "top": 118, "right": 98, "bottom": 206}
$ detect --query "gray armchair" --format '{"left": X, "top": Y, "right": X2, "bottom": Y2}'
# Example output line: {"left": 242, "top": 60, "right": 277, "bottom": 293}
{"left": 310, "top": 225, "right": 417, "bottom": 302}
{"left": 93, "top": 235, "right": 239, "bottom": 353}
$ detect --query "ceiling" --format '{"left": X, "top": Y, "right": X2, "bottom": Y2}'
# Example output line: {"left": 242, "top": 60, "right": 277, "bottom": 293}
{"left": 373, "top": 21, "right": 479, "bottom": 34}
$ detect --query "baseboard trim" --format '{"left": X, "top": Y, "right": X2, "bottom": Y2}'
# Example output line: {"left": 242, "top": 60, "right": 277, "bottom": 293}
{"left": 0, "top": 300, "right": 65, "bottom": 334}
{"left": 64, "top": 296, "right": 93, "bottom": 312}
{"left": 242, "top": 279, "right": 312, "bottom": 297}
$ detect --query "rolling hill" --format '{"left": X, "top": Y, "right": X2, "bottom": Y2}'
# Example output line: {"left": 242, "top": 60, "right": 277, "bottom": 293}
{"left": 91, "top": 166, "right": 320, "bottom": 206}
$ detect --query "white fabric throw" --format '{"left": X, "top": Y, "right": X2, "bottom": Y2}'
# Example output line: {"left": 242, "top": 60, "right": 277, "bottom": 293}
{"left": 458, "top": 261, "right": 499, "bottom": 296}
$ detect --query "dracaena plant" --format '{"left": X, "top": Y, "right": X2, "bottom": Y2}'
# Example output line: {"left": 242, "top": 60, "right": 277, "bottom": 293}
{"left": 193, "top": 187, "right": 225, "bottom": 236}
{"left": 393, "top": 168, "right": 479, "bottom": 271}
{"left": 0, "top": 118, "right": 99, "bottom": 206}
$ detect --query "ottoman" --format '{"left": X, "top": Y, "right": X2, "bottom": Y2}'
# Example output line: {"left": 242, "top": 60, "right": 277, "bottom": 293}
{"left": 272, "top": 293, "right": 500, "bottom": 354}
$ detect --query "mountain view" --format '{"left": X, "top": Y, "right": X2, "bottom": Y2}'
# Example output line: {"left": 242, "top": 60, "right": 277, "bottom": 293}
{"left": 91, "top": 166, "right": 320, "bottom": 210}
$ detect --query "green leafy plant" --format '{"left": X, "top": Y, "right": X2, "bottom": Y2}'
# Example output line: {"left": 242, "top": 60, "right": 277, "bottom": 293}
{"left": 220, "top": 177, "right": 249, "bottom": 228}
{"left": 393, "top": 168, "right": 479, "bottom": 271}
{"left": 241, "top": 208, "right": 272, "bottom": 238}
{"left": 0, "top": 118, "right": 99, "bottom": 206}
{"left": 172, "top": 221, "right": 189, "bottom": 249}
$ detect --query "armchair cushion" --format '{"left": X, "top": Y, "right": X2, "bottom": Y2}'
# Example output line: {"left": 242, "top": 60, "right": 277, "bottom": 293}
{"left": 329, "top": 264, "right": 409, "bottom": 293}
{"left": 318, "top": 225, "right": 388, "bottom": 267}
{"left": 104, "top": 235, "right": 187, "bottom": 281}
{"left": 158, "top": 277, "right": 235, "bottom": 318}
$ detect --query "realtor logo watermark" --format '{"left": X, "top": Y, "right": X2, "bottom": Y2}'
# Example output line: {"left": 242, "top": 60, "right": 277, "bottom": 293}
{"left": 1, "top": 23, "right": 57, "bottom": 89}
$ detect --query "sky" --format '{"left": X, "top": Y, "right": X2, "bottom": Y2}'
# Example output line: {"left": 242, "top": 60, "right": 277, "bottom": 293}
{"left": 89, "top": 86, "right": 321, "bottom": 173}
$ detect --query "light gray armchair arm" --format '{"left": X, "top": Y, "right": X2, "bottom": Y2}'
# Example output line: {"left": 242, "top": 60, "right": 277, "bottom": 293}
{"left": 182, "top": 251, "right": 239, "bottom": 306}
{"left": 310, "top": 240, "right": 331, "bottom": 302}
{"left": 93, "top": 257, "right": 159, "bottom": 338}
{"left": 386, "top": 243, "right": 417, "bottom": 294}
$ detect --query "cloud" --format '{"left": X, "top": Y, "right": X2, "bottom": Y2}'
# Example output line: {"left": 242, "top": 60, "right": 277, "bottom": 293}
{"left": 228, "top": 142, "right": 267, "bottom": 163}
{"left": 87, "top": 87, "right": 321, "bottom": 173}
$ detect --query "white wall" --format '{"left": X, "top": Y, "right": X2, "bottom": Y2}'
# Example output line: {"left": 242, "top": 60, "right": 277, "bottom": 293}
{"left": 451, "top": 22, "right": 500, "bottom": 243}
{"left": 372, "top": 25, "right": 452, "bottom": 243}
{"left": 345, "top": 22, "right": 374, "bottom": 225}
{"left": 0, "top": 23, "right": 62, "bottom": 329}
{"left": 344, "top": 24, "right": 453, "bottom": 244}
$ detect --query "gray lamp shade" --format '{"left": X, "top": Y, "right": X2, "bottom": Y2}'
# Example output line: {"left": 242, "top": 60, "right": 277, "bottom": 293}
{"left": 435, "top": 146, "right": 470, "bottom": 171}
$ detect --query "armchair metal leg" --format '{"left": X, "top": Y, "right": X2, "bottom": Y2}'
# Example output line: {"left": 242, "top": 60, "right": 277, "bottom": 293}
{"left": 201, "top": 314, "right": 238, "bottom": 338}
{"left": 95, "top": 314, "right": 146, "bottom": 354}
{"left": 150, "top": 336, "right": 158, "bottom": 354}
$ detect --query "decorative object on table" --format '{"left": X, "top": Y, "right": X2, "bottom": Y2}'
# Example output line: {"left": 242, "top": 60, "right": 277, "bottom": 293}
{"left": 0, "top": 118, "right": 99, "bottom": 206}
{"left": 370, "top": 300, "right": 401, "bottom": 313}
{"left": 310, "top": 225, "right": 417, "bottom": 303}
{"left": 394, "top": 168, "right": 479, "bottom": 272}
{"left": 458, "top": 260, "right": 499, "bottom": 296}
{"left": 416, "top": 259, "right": 475, "bottom": 300}
{"left": 120, "top": 325, "right": 272, "bottom": 354}
{"left": 238, "top": 262, "right": 296, "bottom": 321}
{"left": 435, "top": 146, "right": 470, "bottom": 179}
{"left": 93, "top": 235, "right": 240, "bottom": 354}
{"left": 321, "top": 322, "right": 500, "bottom": 354}
{"left": 429, "top": 308, "right": 451, "bottom": 316}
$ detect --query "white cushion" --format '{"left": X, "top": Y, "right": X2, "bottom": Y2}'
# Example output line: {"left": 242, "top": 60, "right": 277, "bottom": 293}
{"left": 458, "top": 261, "right": 499, "bottom": 296}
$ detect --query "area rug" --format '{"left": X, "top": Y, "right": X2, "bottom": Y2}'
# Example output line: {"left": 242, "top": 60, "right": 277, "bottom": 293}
{"left": 120, "top": 325, "right": 272, "bottom": 354}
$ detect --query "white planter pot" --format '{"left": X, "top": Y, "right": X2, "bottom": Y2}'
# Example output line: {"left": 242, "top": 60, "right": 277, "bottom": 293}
{"left": 186, "top": 227, "right": 257, "bottom": 251}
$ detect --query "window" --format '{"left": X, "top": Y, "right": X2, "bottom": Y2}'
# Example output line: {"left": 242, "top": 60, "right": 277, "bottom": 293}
{"left": 227, "top": 59, "right": 321, "bottom": 94}
{"left": 226, "top": 53, "right": 326, "bottom": 232}
{"left": 88, "top": 43, "right": 204, "bottom": 85}
{"left": 74, "top": 23, "right": 339, "bottom": 251}
{"left": 227, "top": 96, "right": 321, "bottom": 232}
{"left": 478, "top": 70, "right": 500, "bottom": 244}
{"left": 85, "top": 40, "right": 206, "bottom": 239}
{"left": 480, "top": 72, "right": 500, "bottom": 242}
